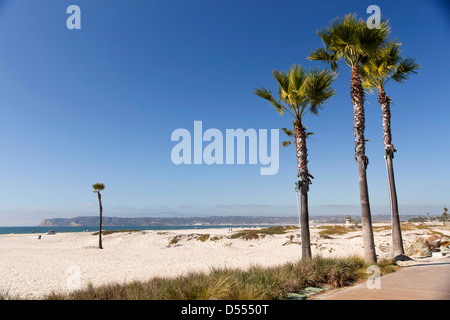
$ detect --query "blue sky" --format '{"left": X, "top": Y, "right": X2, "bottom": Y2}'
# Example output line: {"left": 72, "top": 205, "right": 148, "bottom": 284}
{"left": 0, "top": 0, "right": 448, "bottom": 225}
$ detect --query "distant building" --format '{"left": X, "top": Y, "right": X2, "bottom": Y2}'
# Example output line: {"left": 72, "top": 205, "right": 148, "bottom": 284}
{"left": 345, "top": 215, "right": 352, "bottom": 226}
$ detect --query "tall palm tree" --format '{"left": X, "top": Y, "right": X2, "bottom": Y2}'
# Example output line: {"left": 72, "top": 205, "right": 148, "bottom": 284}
{"left": 308, "top": 14, "right": 390, "bottom": 263}
{"left": 254, "top": 64, "right": 336, "bottom": 259}
{"left": 359, "top": 41, "right": 420, "bottom": 256}
{"left": 93, "top": 183, "right": 105, "bottom": 249}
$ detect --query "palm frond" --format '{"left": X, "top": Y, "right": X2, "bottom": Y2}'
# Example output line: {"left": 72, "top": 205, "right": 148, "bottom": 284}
{"left": 356, "top": 17, "right": 390, "bottom": 57}
{"left": 308, "top": 48, "right": 340, "bottom": 72}
{"left": 92, "top": 183, "right": 105, "bottom": 191}
{"left": 311, "top": 14, "right": 391, "bottom": 68}
{"left": 360, "top": 39, "right": 420, "bottom": 92}
{"left": 392, "top": 56, "right": 420, "bottom": 83}
{"left": 253, "top": 87, "right": 285, "bottom": 115}
{"left": 305, "top": 67, "right": 337, "bottom": 114}
{"left": 272, "top": 70, "right": 290, "bottom": 102}
{"left": 255, "top": 64, "right": 335, "bottom": 124}
{"left": 281, "top": 127, "right": 294, "bottom": 137}
{"left": 289, "top": 64, "right": 308, "bottom": 93}
{"left": 288, "top": 65, "right": 309, "bottom": 108}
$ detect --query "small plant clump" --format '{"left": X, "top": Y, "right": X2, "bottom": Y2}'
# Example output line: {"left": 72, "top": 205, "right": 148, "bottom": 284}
{"left": 229, "top": 226, "right": 297, "bottom": 240}
{"left": 197, "top": 234, "right": 210, "bottom": 242}
{"left": 169, "top": 235, "right": 182, "bottom": 245}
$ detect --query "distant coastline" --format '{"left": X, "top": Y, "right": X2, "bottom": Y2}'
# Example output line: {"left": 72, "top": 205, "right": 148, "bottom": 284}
{"left": 37, "top": 214, "right": 421, "bottom": 228}
{"left": 0, "top": 214, "right": 438, "bottom": 234}
{"left": 39, "top": 216, "right": 301, "bottom": 227}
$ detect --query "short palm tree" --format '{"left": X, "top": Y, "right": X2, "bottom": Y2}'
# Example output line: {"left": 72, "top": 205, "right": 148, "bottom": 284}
{"left": 308, "top": 14, "right": 390, "bottom": 263}
{"left": 360, "top": 40, "right": 420, "bottom": 256}
{"left": 92, "top": 183, "right": 105, "bottom": 249}
{"left": 254, "top": 64, "right": 336, "bottom": 259}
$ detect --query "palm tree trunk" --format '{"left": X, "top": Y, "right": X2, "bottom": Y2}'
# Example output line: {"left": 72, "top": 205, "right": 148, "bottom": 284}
{"left": 294, "top": 118, "right": 312, "bottom": 259}
{"left": 351, "top": 66, "right": 377, "bottom": 263}
{"left": 379, "top": 88, "right": 404, "bottom": 256}
{"left": 299, "top": 183, "right": 311, "bottom": 259}
{"left": 98, "top": 191, "right": 103, "bottom": 249}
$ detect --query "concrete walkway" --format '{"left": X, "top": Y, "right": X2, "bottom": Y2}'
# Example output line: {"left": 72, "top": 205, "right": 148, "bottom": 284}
{"left": 314, "top": 256, "right": 450, "bottom": 300}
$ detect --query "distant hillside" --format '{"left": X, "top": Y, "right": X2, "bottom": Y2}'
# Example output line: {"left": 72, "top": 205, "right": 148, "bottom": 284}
{"left": 38, "top": 216, "right": 301, "bottom": 227}
{"left": 38, "top": 215, "right": 399, "bottom": 227}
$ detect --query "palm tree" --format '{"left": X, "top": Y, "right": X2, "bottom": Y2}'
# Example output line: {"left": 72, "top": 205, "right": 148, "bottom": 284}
{"left": 93, "top": 183, "right": 105, "bottom": 249}
{"left": 359, "top": 41, "right": 420, "bottom": 256}
{"left": 308, "top": 14, "right": 390, "bottom": 263}
{"left": 254, "top": 64, "right": 336, "bottom": 259}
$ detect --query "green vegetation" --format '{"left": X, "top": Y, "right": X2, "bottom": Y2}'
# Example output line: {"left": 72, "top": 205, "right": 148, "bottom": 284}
{"left": 229, "top": 226, "right": 298, "bottom": 240}
{"left": 92, "top": 230, "right": 140, "bottom": 236}
{"left": 169, "top": 235, "right": 181, "bottom": 245}
{"left": 168, "top": 233, "right": 223, "bottom": 245}
{"left": 372, "top": 225, "right": 392, "bottom": 232}
{"left": 197, "top": 234, "right": 210, "bottom": 242}
{"left": 44, "top": 256, "right": 397, "bottom": 300}
{"left": 317, "top": 226, "right": 359, "bottom": 239}
{"left": 401, "top": 223, "right": 449, "bottom": 235}
{"left": 413, "top": 225, "right": 446, "bottom": 237}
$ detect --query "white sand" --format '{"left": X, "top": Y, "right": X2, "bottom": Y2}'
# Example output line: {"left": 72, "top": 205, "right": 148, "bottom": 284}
{"left": 0, "top": 223, "right": 448, "bottom": 299}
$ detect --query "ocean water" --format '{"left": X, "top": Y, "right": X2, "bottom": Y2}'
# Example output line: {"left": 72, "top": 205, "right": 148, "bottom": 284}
{"left": 0, "top": 225, "right": 263, "bottom": 235}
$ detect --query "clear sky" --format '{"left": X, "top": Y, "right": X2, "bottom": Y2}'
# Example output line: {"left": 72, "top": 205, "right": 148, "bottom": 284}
{"left": 0, "top": 0, "right": 448, "bottom": 225}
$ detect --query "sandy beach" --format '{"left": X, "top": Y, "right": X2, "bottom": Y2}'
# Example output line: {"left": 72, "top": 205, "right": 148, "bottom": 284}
{"left": 0, "top": 223, "right": 448, "bottom": 299}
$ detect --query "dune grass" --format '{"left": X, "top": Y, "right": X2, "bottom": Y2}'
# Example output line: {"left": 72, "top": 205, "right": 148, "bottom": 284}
{"left": 92, "top": 230, "right": 141, "bottom": 236}
{"left": 229, "top": 226, "right": 298, "bottom": 240}
{"left": 317, "top": 225, "right": 360, "bottom": 239}
{"left": 44, "top": 255, "right": 397, "bottom": 300}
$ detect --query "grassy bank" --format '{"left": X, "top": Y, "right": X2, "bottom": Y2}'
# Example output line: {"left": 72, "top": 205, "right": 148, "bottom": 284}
{"left": 44, "top": 256, "right": 397, "bottom": 300}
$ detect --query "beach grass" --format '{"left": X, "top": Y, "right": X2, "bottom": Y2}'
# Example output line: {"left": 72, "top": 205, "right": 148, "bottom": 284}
{"left": 91, "top": 230, "right": 141, "bottom": 236}
{"left": 44, "top": 255, "right": 397, "bottom": 300}
{"left": 317, "top": 225, "right": 359, "bottom": 239}
{"left": 229, "top": 226, "right": 298, "bottom": 240}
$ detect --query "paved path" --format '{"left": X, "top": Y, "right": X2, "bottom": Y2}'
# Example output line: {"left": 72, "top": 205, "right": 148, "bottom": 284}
{"left": 314, "top": 256, "right": 450, "bottom": 300}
